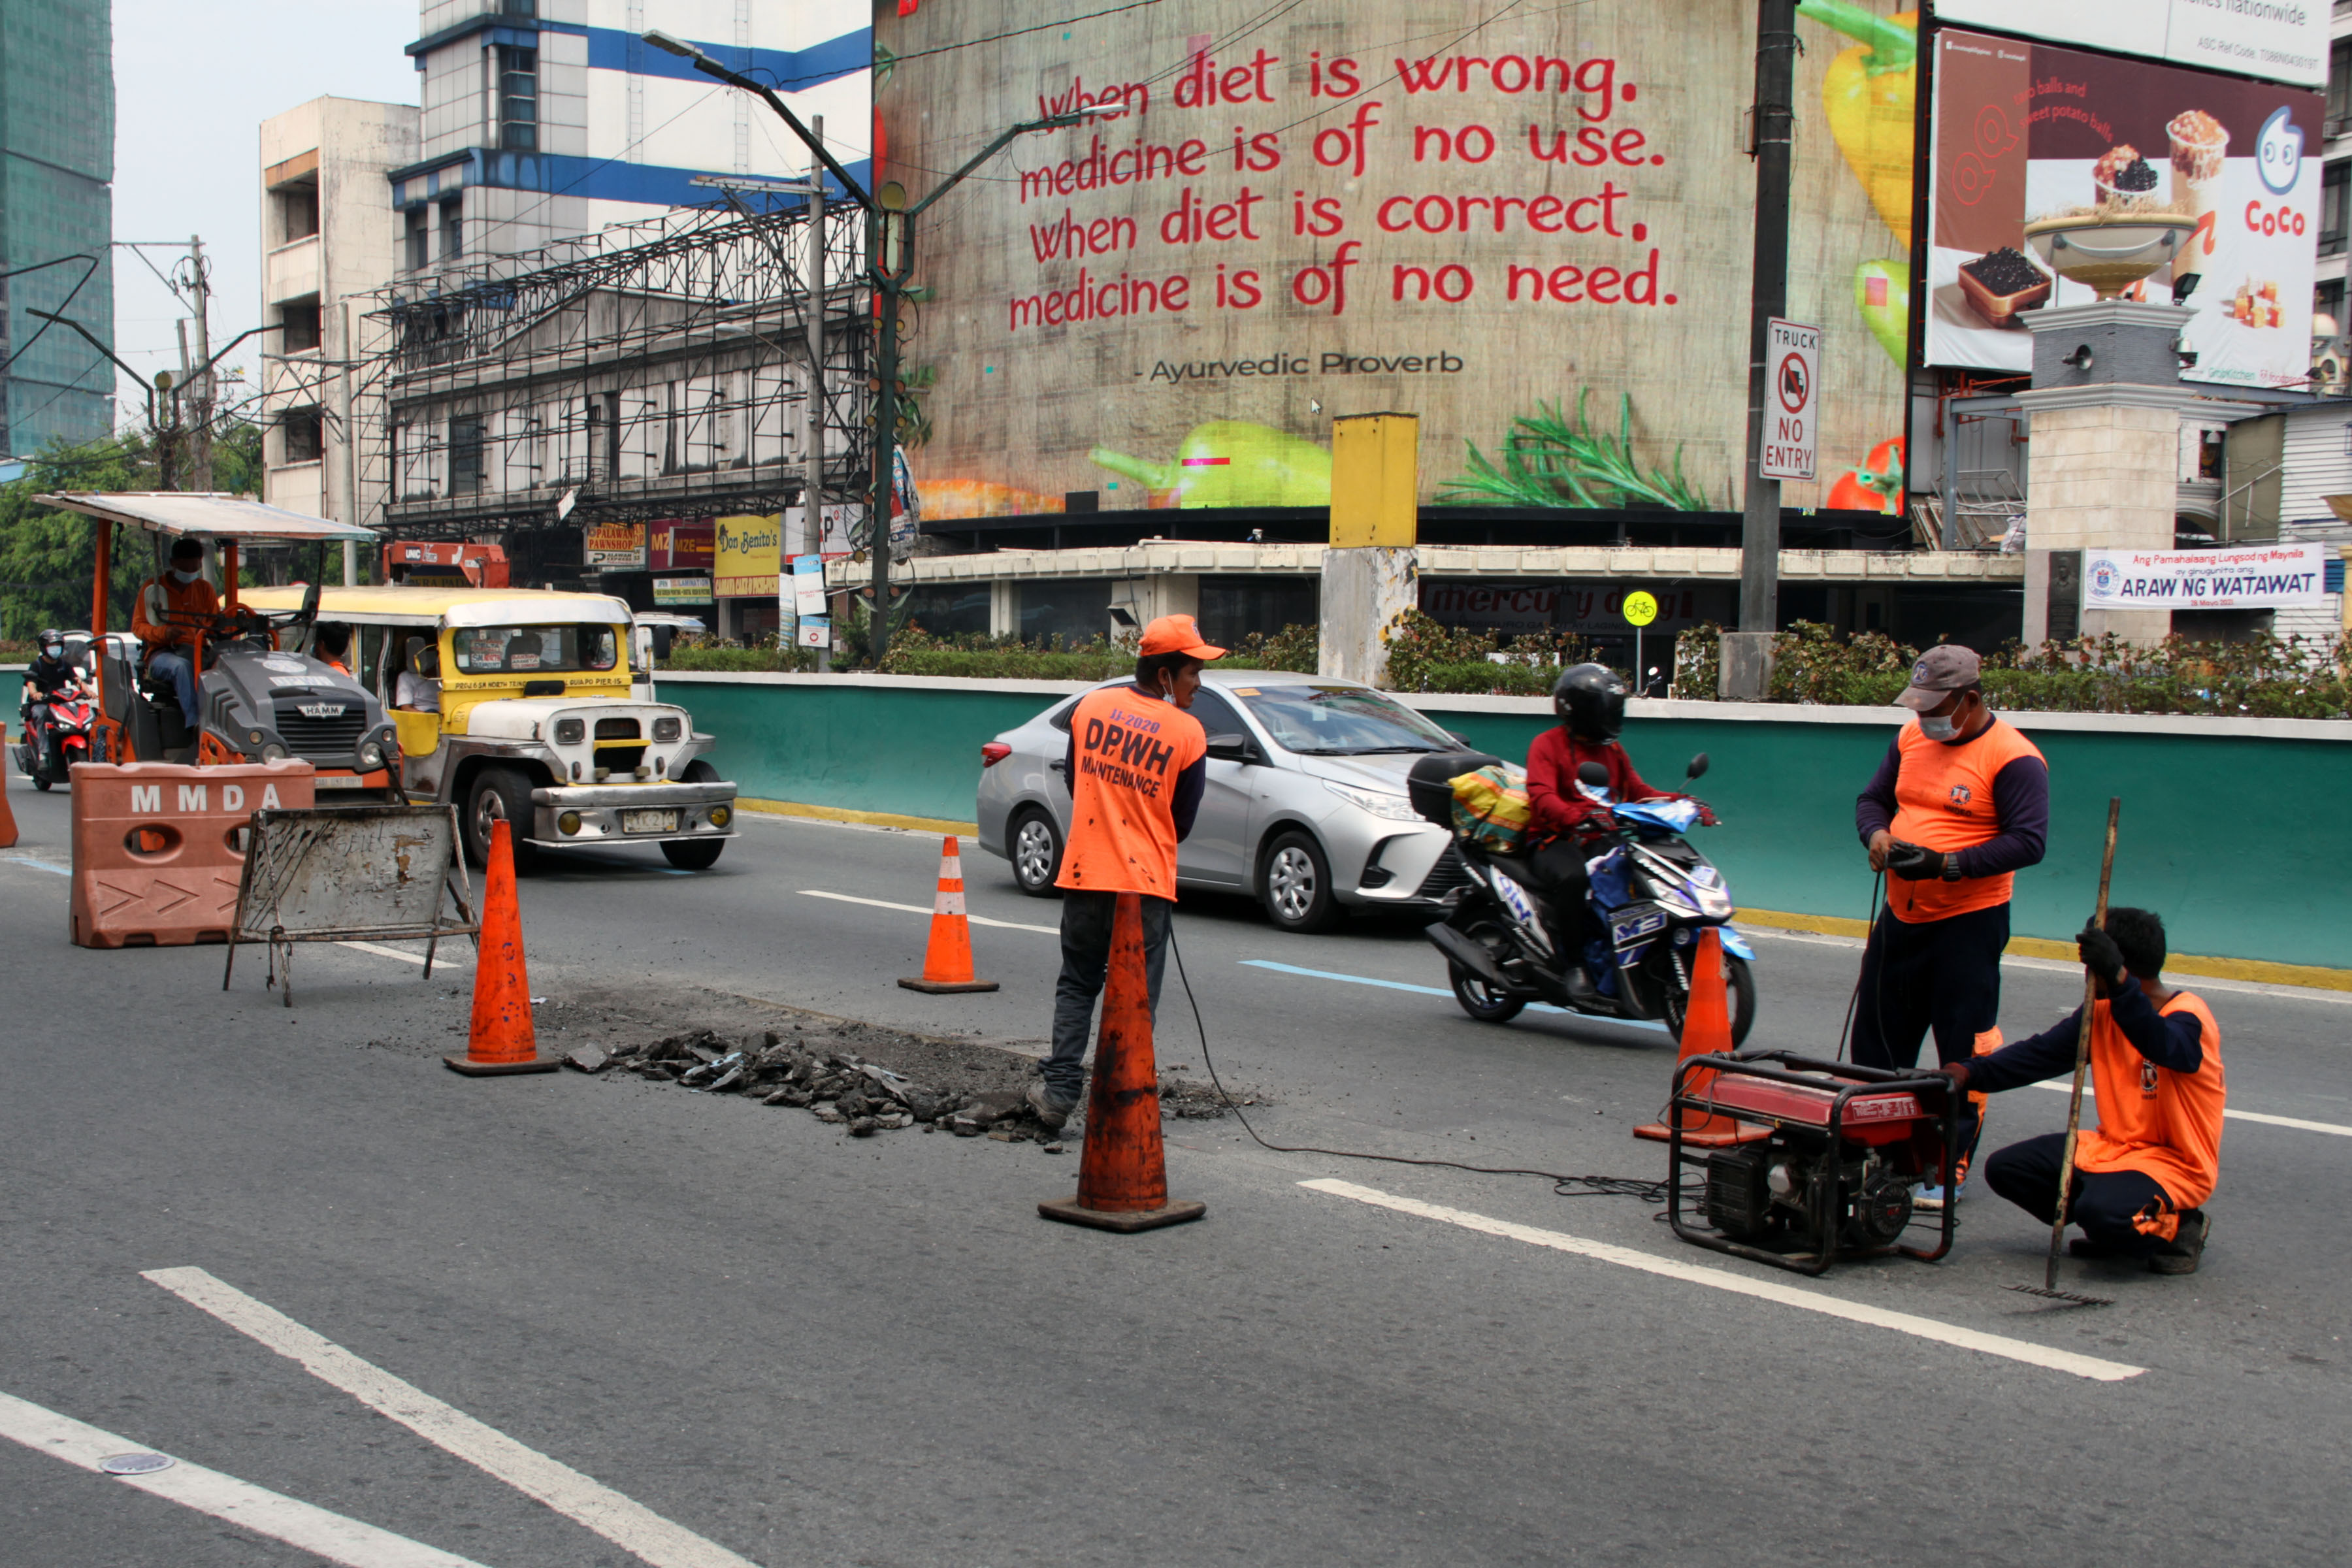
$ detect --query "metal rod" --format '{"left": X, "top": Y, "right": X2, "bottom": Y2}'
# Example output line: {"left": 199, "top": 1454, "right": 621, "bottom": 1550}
{"left": 2046, "top": 796, "right": 2122, "bottom": 1290}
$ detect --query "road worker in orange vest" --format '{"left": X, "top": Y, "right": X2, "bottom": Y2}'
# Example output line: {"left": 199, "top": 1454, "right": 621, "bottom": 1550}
{"left": 1940, "top": 908, "right": 2223, "bottom": 1275}
{"left": 1027, "top": 613, "right": 1222, "bottom": 1131}
{"left": 1853, "top": 644, "right": 2049, "bottom": 1209}
{"left": 131, "top": 536, "right": 221, "bottom": 727}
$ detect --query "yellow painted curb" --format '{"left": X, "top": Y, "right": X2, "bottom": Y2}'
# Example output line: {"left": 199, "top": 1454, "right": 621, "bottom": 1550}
{"left": 738, "top": 796, "right": 980, "bottom": 838}
{"left": 1735, "top": 907, "right": 2352, "bottom": 994}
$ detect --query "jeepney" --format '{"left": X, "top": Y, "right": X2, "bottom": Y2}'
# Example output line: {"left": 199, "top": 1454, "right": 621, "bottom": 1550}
{"left": 244, "top": 585, "right": 738, "bottom": 870}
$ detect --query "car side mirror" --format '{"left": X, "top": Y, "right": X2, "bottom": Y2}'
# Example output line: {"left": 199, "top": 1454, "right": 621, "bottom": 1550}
{"left": 1447, "top": 730, "right": 1473, "bottom": 747}
{"left": 1205, "top": 732, "right": 1255, "bottom": 763}
{"left": 1686, "top": 751, "right": 1709, "bottom": 783}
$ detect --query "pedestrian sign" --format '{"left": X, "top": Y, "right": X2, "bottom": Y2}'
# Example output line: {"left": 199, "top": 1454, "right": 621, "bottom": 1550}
{"left": 1623, "top": 591, "right": 1658, "bottom": 627}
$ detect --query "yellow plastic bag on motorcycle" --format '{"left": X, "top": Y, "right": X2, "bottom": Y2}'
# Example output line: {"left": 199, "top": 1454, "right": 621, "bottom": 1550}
{"left": 1450, "top": 764, "right": 1531, "bottom": 855}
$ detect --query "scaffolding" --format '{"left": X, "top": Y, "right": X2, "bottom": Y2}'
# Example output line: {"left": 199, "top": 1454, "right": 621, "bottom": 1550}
{"left": 347, "top": 196, "right": 867, "bottom": 551}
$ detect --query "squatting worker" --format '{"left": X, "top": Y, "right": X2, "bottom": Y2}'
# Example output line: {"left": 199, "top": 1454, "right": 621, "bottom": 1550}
{"left": 1940, "top": 909, "right": 2222, "bottom": 1275}
{"left": 1028, "top": 613, "right": 1222, "bottom": 1131}
{"left": 1852, "top": 644, "right": 2048, "bottom": 1207}
{"left": 131, "top": 536, "right": 220, "bottom": 726}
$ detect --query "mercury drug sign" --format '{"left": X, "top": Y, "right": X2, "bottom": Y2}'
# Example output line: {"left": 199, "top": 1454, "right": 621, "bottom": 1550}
{"left": 1759, "top": 318, "right": 1820, "bottom": 483}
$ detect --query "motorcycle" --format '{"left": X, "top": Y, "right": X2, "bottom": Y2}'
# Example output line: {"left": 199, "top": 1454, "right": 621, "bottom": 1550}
{"left": 1425, "top": 753, "right": 1757, "bottom": 1043}
{"left": 16, "top": 684, "right": 98, "bottom": 790}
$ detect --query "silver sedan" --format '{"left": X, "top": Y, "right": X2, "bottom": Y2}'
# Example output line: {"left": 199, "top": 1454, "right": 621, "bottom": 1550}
{"left": 974, "top": 668, "right": 1475, "bottom": 933}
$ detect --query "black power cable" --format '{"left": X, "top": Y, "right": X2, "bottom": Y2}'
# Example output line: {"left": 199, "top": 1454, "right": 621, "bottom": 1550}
{"left": 1165, "top": 919, "right": 1668, "bottom": 1204}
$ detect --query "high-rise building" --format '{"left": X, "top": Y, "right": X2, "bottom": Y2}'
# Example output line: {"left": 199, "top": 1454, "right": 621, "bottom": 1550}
{"left": 393, "top": 1, "right": 870, "bottom": 278}
{"left": 257, "top": 98, "right": 419, "bottom": 525}
{"left": 0, "top": 0, "right": 115, "bottom": 455}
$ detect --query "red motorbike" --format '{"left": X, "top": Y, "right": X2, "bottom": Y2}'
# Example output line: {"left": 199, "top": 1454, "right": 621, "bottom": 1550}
{"left": 16, "top": 685, "right": 97, "bottom": 789}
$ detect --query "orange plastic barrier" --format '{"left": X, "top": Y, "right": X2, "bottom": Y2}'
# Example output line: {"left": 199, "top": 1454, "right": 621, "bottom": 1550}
{"left": 0, "top": 742, "right": 16, "bottom": 849}
{"left": 445, "top": 817, "right": 555, "bottom": 1076}
{"left": 1038, "top": 892, "right": 1205, "bottom": 1233}
{"left": 69, "top": 760, "right": 316, "bottom": 948}
{"left": 898, "top": 835, "right": 1000, "bottom": 994}
{"left": 1634, "top": 927, "right": 1770, "bottom": 1147}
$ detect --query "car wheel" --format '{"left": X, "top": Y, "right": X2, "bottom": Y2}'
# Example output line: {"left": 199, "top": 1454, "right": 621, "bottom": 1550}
{"left": 1009, "top": 808, "right": 1062, "bottom": 896}
{"left": 1260, "top": 830, "right": 1341, "bottom": 934}
{"left": 464, "top": 766, "right": 538, "bottom": 871}
{"left": 662, "top": 837, "right": 724, "bottom": 870}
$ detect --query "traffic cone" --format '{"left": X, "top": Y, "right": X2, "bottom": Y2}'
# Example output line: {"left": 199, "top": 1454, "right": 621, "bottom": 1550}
{"left": 1039, "top": 892, "right": 1205, "bottom": 1233}
{"left": 444, "top": 818, "right": 555, "bottom": 1076}
{"left": 0, "top": 733, "right": 16, "bottom": 849}
{"left": 1634, "top": 927, "right": 1767, "bottom": 1146}
{"left": 898, "top": 836, "right": 999, "bottom": 994}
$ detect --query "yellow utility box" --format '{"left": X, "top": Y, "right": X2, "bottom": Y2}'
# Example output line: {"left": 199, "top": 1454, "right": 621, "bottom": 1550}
{"left": 1330, "top": 412, "right": 1419, "bottom": 547}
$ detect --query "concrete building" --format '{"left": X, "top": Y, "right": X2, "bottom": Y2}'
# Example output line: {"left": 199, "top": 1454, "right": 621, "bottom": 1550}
{"left": 258, "top": 98, "right": 419, "bottom": 531}
{"left": 1, "top": 0, "right": 114, "bottom": 454}
{"left": 394, "top": 0, "right": 870, "bottom": 282}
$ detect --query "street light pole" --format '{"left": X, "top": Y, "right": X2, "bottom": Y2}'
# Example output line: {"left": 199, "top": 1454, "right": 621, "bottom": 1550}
{"left": 641, "top": 28, "right": 1079, "bottom": 664}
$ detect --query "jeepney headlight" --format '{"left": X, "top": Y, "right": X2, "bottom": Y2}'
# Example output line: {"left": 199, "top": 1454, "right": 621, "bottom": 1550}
{"left": 708, "top": 804, "right": 732, "bottom": 828}
{"left": 554, "top": 717, "right": 585, "bottom": 745}
{"left": 652, "top": 715, "right": 682, "bottom": 742}
{"left": 558, "top": 811, "right": 582, "bottom": 835}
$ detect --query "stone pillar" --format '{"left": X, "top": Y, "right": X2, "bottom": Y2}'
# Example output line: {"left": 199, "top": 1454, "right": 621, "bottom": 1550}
{"left": 1318, "top": 412, "right": 1419, "bottom": 687}
{"left": 2017, "top": 301, "right": 2196, "bottom": 646}
{"left": 1318, "top": 546, "right": 1417, "bottom": 686}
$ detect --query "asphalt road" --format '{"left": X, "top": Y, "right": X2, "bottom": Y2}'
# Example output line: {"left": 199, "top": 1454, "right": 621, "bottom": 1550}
{"left": 3, "top": 776, "right": 2349, "bottom": 1566}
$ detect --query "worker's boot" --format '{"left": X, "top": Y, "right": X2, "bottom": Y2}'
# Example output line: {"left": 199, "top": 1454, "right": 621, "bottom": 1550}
{"left": 2149, "top": 1209, "right": 2211, "bottom": 1276}
{"left": 1026, "top": 1081, "right": 1077, "bottom": 1132}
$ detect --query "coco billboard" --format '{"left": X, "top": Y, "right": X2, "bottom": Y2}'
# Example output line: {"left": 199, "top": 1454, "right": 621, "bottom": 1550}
{"left": 875, "top": 0, "right": 1918, "bottom": 523}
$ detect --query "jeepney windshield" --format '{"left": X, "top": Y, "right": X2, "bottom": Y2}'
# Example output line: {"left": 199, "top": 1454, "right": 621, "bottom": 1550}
{"left": 449, "top": 623, "right": 623, "bottom": 676}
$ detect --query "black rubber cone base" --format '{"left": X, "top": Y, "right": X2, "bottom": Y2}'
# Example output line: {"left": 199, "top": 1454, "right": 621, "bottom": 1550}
{"left": 1038, "top": 1196, "right": 1206, "bottom": 1232}
{"left": 898, "top": 977, "right": 1000, "bottom": 993}
{"left": 443, "top": 1054, "right": 561, "bottom": 1076}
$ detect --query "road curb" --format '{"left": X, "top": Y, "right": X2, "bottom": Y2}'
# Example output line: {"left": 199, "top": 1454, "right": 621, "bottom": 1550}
{"left": 739, "top": 796, "right": 979, "bottom": 837}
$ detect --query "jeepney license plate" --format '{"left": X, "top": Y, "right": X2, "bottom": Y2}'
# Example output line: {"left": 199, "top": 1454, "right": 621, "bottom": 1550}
{"left": 315, "top": 775, "right": 365, "bottom": 790}
{"left": 621, "top": 809, "right": 679, "bottom": 834}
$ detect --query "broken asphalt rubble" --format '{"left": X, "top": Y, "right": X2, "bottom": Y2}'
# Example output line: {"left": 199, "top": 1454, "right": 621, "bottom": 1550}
{"left": 567, "top": 1021, "right": 1254, "bottom": 1146}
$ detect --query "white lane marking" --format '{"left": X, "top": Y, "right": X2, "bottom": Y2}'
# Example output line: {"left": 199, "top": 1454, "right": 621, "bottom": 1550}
{"left": 1739, "top": 926, "right": 2352, "bottom": 1005}
{"left": 1240, "top": 958, "right": 1672, "bottom": 1033}
{"left": 334, "top": 940, "right": 474, "bottom": 968}
{"left": 144, "top": 1267, "right": 759, "bottom": 1568}
{"left": 798, "top": 888, "right": 1057, "bottom": 935}
{"left": 0, "top": 1387, "right": 487, "bottom": 1568}
{"left": 1299, "top": 1179, "right": 2146, "bottom": 1383}
{"left": 2025, "top": 1079, "right": 2352, "bottom": 1137}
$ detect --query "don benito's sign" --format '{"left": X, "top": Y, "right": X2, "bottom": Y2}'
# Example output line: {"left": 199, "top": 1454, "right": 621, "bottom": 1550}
{"left": 2083, "top": 543, "right": 2330, "bottom": 610}
{"left": 712, "top": 514, "right": 783, "bottom": 597}
{"left": 1759, "top": 318, "right": 1820, "bottom": 482}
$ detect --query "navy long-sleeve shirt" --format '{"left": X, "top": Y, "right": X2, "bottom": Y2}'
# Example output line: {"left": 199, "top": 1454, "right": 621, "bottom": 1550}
{"left": 1854, "top": 731, "right": 2050, "bottom": 879}
{"left": 1967, "top": 981, "right": 2206, "bottom": 1093}
{"left": 1064, "top": 687, "right": 1207, "bottom": 841}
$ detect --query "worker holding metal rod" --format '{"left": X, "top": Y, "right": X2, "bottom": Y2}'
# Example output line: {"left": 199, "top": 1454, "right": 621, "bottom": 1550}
{"left": 1938, "top": 909, "right": 2225, "bottom": 1276}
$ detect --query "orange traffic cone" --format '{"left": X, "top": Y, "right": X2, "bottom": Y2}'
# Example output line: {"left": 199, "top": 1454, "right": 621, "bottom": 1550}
{"left": 444, "top": 818, "right": 556, "bottom": 1076}
{"left": 898, "top": 836, "right": 999, "bottom": 994}
{"left": 1634, "top": 927, "right": 1766, "bottom": 1146}
{"left": 1039, "top": 892, "right": 1205, "bottom": 1233}
{"left": 0, "top": 730, "right": 16, "bottom": 849}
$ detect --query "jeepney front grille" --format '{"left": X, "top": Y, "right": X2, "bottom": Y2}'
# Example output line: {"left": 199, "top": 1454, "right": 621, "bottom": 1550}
{"left": 274, "top": 700, "right": 367, "bottom": 762}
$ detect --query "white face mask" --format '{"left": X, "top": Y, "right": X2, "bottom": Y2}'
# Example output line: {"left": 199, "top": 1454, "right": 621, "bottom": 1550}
{"left": 172, "top": 566, "right": 201, "bottom": 584}
{"left": 1919, "top": 702, "right": 1966, "bottom": 742}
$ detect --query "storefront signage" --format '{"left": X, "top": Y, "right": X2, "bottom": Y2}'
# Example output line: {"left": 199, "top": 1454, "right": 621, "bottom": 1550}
{"left": 653, "top": 575, "right": 712, "bottom": 606}
{"left": 582, "top": 521, "right": 647, "bottom": 570}
{"left": 713, "top": 514, "right": 783, "bottom": 597}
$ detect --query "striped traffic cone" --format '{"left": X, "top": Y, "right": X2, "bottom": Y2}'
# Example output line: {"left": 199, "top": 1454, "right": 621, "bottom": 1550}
{"left": 898, "top": 836, "right": 999, "bottom": 994}
{"left": 444, "top": 818, "right": 557, "bottom": 1076}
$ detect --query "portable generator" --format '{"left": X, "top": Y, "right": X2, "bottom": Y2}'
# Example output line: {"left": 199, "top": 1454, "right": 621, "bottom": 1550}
{"left": 1666, "top": 1051, "right": 1958, "bottom": 1275}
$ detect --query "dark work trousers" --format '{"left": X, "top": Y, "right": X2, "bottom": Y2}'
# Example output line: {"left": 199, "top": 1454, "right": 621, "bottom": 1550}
{"left": 1849, "top": 900, "right": 2010, "bottom": 1174}
{"left": 1984, "top": 1132, "right": 2179, "bottom": 1259}
{"left": 1045, "top": 890, "right": 1171, "bottom": 1105}
{"left": 1527, "top": 838, "right": 1598, "bottom": 950}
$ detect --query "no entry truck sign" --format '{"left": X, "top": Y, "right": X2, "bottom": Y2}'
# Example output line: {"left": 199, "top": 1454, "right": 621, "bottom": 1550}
{"left": 1760, "top": 318, "right": 1820, "bottom": 483}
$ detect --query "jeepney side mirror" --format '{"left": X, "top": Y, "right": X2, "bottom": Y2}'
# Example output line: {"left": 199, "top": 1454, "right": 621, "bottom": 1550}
{"left": 299, "top": 581, "right": 322, "bottom": 624}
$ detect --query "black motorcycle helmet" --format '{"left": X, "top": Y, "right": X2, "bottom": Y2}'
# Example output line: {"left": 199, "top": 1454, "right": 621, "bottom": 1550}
{"left": 1552, "top": 662, "right": 1628, "bottom": 740}
{"left": 35, "top": 628, "right": 63, "bottom": 661}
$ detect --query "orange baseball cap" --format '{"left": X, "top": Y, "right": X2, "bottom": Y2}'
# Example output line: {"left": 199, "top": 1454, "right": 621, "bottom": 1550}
{"left": 1138, "top": 613, "right": 1226, "bottom": 659}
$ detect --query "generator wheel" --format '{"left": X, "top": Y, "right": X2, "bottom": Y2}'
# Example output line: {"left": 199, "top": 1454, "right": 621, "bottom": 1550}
{"left": 1663, "top": 952, "right": 1755, "bottom": 1047}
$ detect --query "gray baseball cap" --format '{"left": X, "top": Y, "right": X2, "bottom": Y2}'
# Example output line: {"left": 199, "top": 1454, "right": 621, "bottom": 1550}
{"left": 1895, "top": 644, "right": 1981, "bottom": 711}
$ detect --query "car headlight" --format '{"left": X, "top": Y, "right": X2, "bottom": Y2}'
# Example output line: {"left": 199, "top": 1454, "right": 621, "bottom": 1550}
{"left": 553, "top": 717, "right": 585, "bottom": 745}
{"left": 652, "top": 715, "right": 682, "bottom": 742}
{"left": 1322, "top": 779, "right": 1420, "bottom": 822}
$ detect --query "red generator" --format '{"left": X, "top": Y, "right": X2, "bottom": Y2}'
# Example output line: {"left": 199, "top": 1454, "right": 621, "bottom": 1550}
{"left": 1667, "top": 1051, "right": 1958, "bottom": 1275}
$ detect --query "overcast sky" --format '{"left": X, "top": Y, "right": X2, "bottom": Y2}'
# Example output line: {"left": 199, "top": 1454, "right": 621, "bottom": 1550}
{"left": 110, "top": 0, "right": 419, "bottom": 431}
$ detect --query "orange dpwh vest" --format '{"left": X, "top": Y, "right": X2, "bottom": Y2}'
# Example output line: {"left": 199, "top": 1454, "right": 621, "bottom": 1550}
{"left": 2077, "top": 990, "right": 2225, "bottom": 1228}
{"left": 1885, "top": 715, "right": 2044, "bottom": 924}
{"left": 1056, "top": 685, "right": 1206, "bottom": 899}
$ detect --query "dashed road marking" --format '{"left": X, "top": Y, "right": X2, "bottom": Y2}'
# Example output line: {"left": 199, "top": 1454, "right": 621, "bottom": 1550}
{"left": 1299, "top": 1179, "right": 2146, "bottom": 1382}
{"left": 2027, "top": 1079, "right": 2352, "bottom": 1137}
{"left": 144, "top": 1267, "right": 760, "bottom": 1568}
{"left": 798, "top": 887, "right": 1058, "bottom": 935}
{"left": 0, "top": 1387, "right": 487, "bottom": 1567}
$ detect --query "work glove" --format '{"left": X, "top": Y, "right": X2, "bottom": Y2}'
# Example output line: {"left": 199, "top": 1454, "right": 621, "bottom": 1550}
{"left": 1690, "top": 799, "right": 1720, "bottom": 827}
{"left": 1883, "top": 838, "right": 1940, "bottom": 879}
{"left": 2078, "top": 925, "right": 2128, "bottom": 990}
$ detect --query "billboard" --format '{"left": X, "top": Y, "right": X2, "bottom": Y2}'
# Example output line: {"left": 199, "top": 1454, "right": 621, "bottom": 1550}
{"left": 712, "top": 515, "right": 782, "bottom": 598}
{"left": 1925, "top": 29, "right": 2323, "bottom": 389}
{"left": 875, "top": 0, "right": 1917, "bottom": 523}
{"left": 1933, "top": 1, "right": 2328, "bottom": 89}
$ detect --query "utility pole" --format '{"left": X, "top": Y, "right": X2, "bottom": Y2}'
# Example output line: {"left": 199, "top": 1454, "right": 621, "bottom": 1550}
{"left": 186, "top": 235, "right": 216, "bottom": 493}
{"left": 1727, "top": 0, "right": 1799, "bottom": 700}
{"left": 806, "top": 114, "right": 830, "bottom": 672}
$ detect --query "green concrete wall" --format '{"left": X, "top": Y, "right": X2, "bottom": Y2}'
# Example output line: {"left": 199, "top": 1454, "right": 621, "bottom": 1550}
{"left": 660, "top": 676, "right": 2349, "bottom": 969}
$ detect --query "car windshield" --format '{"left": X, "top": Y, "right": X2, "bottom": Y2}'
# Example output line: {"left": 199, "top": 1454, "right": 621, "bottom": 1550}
{"left": 449, "top": 623, "right": 621, "bottom": 676}
{"left": 1232, "top": 683, "right": 1457, "bottom": 754}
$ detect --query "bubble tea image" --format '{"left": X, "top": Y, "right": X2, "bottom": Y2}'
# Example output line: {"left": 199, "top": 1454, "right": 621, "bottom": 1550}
{"left": 2168, "top": 110, "right": 2229, "bottom": 282}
